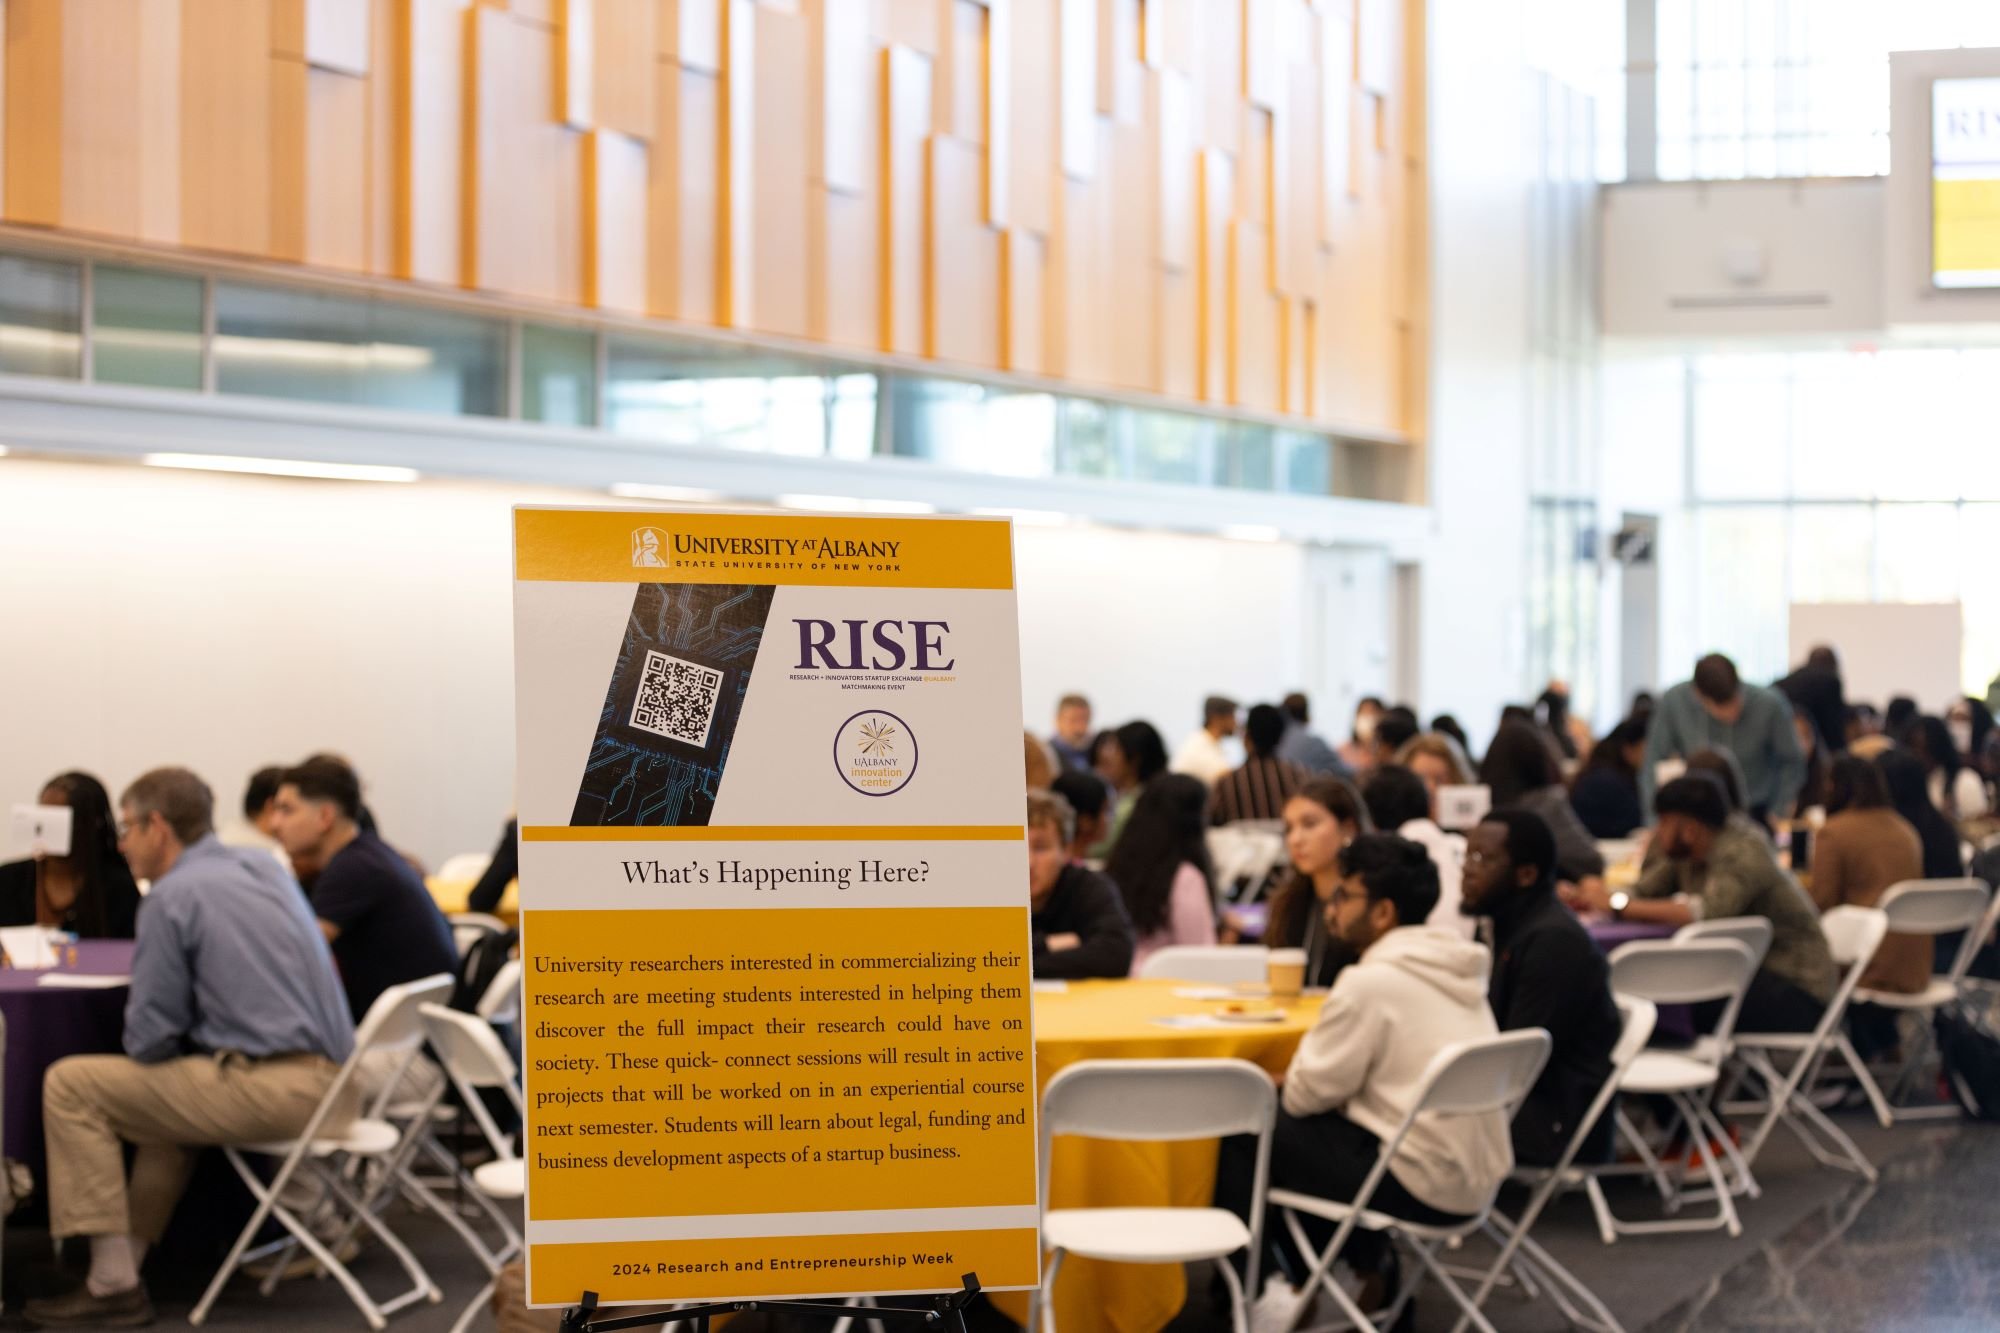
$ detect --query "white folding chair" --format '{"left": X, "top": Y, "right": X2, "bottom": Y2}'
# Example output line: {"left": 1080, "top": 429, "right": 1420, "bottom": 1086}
{"left": 1269, "top": 1031, "right": 1552, "bottom": 1333}
{"left": 1591, "top": 939, "right": 1759, "bottom": 1240}
{"left": 1033, "top": 1059, "right": 1276, "bottom": 1333}
{"left": 1674, "top": 916, "right": 1773, "bottom": 963}
{"left": 477, "top": 957, "right": 524, "bottom": 1026}
{"left": 190, "top": 974, "right": 456, "bottom": 1329}
{"left": 420, "top": 1003, "right": 530, "bottom": 1333}
{"left": 1451, "top": 998, "right": 1657, "bottom": 1333}
{"left": 1847, "top": 878, "right": 2000, "bottom": 1124}
{"left": 449, "top": 911, "right": 509, "bottom": 959}
{"left": 1136, "top": 945, "right": 1269, "bottom": 985}
{"left": 437, "top": 853, "right": 495, "bottom": 883}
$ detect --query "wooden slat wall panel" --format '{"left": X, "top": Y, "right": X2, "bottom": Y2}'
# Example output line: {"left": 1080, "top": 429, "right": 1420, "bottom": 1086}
{"left": 881, "top": 42, "right": 931, "bottom": 356}
{"left": 747, "top": 2, "right": 808, "bottom": 338}
{"left": 0, "top": 0, "right": 1423, "bottom": 439}
{"left": 648, "top": 61, "right": 720, "bottom": 323}
{"left": 464, "top": 5, "right": 584, "bottom": 303}
{"left": 926, "top": 134, "right": 999, "bottom": 365}
{"left": 181, "top": 0, "right": 271, "bottom": 254}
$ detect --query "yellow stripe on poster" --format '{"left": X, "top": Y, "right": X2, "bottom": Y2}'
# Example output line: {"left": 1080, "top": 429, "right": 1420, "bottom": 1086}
{"left": 522, "top": 825, "right": 1024, "bottom": 843}
{"left": 515, "top": 508, "right": 1015, "bottom": 589}
{"left": 528, "top": 1228, "right": 1042, "bottom": 1305}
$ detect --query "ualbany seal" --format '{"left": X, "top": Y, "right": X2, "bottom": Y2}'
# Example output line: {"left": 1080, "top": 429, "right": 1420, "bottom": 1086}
{"left": 834, "top": 709, "right": 918, "bottom": 796}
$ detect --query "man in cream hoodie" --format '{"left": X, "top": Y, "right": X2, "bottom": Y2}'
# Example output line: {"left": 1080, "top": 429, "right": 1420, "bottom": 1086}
{"left": 1217, "top": 833, "right": 1510, "bottom": 1311}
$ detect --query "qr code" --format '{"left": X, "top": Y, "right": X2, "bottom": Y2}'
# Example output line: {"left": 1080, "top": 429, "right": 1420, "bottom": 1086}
{"left": 629, "top": 649, "right": 723, "bottom": 747}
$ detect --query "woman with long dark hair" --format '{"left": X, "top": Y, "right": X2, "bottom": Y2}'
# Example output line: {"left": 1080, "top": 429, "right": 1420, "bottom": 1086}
{"left": 1104, "top": 773, "right": 1218, "bottom": 973}
{"left": 1569, "top": 718, "right": 1647, "bottom": 839}
{"left": 0, "top": 771, "right": 142, "bottom": 937}
{"left": 1264, "top": 776, "right": 1371, "bottom": 986}
{"left": 1087, "top": 720, "right": 1170, "bottom": 856}
{"left": 1479, "top": 719, "right": 1605, "bottom": 884}
{"left": 1904, "top": 714, "right": 1990, "bottom": 822}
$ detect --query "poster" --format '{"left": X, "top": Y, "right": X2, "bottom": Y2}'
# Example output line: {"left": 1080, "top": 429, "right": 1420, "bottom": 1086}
{"left": 1932, "top": 76, "right": 2000, "bottom": 289}
{"left": 511, "top": 507, "right": 1040, "bottom": 1308}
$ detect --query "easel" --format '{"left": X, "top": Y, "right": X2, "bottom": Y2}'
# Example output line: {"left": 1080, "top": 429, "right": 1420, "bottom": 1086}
{"left": 560, "top": 1273, "right": 984, "bottom": 1333}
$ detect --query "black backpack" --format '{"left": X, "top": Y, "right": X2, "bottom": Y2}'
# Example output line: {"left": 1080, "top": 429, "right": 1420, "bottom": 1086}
{"left": 450, "top": 925, "right": 518, "bottom": 1013}
{"left": 1936, "top": 999, "right": 2000, "bottom": 1121}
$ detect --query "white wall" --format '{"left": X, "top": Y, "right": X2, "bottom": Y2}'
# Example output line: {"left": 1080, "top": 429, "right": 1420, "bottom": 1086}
{"left": 0, "top": 458, "right": 1355, "bottom": 863}
{"left": 1015, "top": 525, "right": 1312, "bottom": 745}
{"left": 1418, "top": 0, "right": 1533, "bottom": 753}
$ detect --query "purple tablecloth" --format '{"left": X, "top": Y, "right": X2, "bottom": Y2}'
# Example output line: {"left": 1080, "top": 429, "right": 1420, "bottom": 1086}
{"left": 0, "top": 939, "right": 135, "bottom": 1167}
{"left": 1585, "top": 919, "right": 1678, "bottom": 953}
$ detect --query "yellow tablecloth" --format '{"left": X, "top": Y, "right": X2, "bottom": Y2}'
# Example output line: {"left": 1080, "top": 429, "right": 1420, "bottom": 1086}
{"left": 993, "top": 979, "right": 1322, "bottom": 1333}
{"left": 426, "top": 875, "right": 519, "bottom": 926}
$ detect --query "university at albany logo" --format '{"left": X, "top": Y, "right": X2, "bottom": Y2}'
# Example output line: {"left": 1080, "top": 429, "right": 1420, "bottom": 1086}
{"left": 835, "top": 709, "right": 918, "bottom": 797}
{"left": 630, "top": 526, "right": 670, "bottom": 568}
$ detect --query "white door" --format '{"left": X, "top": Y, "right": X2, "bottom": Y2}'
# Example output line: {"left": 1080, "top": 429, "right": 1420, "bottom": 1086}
{"left": 1302, "top": 546, "right": 1395, "bottom": 732}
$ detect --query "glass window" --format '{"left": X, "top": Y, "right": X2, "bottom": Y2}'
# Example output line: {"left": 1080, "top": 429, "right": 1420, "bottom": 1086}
{"left": 1960, "top": 504, "right": 2000, "bottom": 696}
{"left": 606, "top": 336, "right": 852, "bottom": 454}
{"left": 1127, "top": 408, "right": 1212, "bottom": 486}
{"left": 1691, "top": 355, "right": 1789, "bottom": 498}
{"left": 1693, "top": 507, "right": 1789, "bottom": 684}
{"left": 0, "top": 253, "right": 82, "bottom": 379}
{"left": 521, "top": 324, "right": 596, "bottom": 427}
{"left": 887, "top": 378, "right": 1056, "bottom": 477}
{"left": 1875, "top": 503, "right": 1960, "bottom": 604}
{"left": 1276, "top": 429, "right": 1331, "bottom": 495}
{"left": 827, "top": 374, "right": 879, "bottom": 460}
{"left": 214, "top": 283, "right": 504, "bottom": 416}
{"left": 1786, "top": 352, "right": 1875, "bottom": 500}
{"left": 1056, "top": 399, "right": 1117, "bottom": 479}
{"left": 92, "top": 265, "right": 202, "bottom": 390}
{"left": 1788, "top": 505, "right": 1874, "bottom": 604}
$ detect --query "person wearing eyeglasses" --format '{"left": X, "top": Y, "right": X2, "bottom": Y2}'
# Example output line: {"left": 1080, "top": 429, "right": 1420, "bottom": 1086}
{"left": 27, "top": 767, "right": 355, "bottom": 1330}
{"left": 1460, "top": 809, "right": 1621, "bottom": 1167}
{"left": 1216, "top": 834, "right": 1507, "bottom": 1320}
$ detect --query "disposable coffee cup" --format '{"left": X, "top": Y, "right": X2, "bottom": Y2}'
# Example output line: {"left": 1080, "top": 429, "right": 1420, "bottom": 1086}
{"left": 1268, "top": 948, "right": 1307, "bottom": 999}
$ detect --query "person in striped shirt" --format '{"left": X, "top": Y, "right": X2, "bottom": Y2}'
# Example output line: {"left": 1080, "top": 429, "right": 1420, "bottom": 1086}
{"left": 1212, "top": 704, "right": 1312, "bottom": 826}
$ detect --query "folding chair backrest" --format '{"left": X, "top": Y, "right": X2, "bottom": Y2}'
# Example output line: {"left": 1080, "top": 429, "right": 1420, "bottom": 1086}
{"left": 354, "top": 973, "right": 457, "bottom": 1056}
{"left": 477, "top": 957, "right": 524, "bottom": 1024}
{"left": 437, "top": 853, "right": 495, "bottom": 883}
{"left": 1820, "top": 905, "right": 1889, "bottom": 972}
{"left": 1135, "top": 945, "right": 1268, "bottom": 984}
{"left": 420, "top": 1002, "right": 526, "bottom": 1160}
{"left": 1610, "top": 939, "right": 1758, "bottom": 1045}
{"left": 1411, "top": 1031, "right": 1552, "bottom": 1118}
{"left": 449, "top": 911, "right": 508, "bottom": 960}
{"left": 1876, "top": 879, "right": 1990, "bottom": 938}
{"left": 1041, "top": 1058, "right": 1276, "bottom": 1142}
{"left": 1540, "top": 997, "right": 1655, "bottom": 1178}
{"left": 1675, "top": 916, "right": 1773, "bottom": 968}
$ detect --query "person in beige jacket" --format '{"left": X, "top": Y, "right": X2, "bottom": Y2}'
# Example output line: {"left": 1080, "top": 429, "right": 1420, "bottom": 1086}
{"left": 1215, "top": 834, "right": 1509, "bottom": 1312}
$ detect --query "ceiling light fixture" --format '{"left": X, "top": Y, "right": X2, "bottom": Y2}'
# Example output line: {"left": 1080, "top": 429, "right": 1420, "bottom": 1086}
{"left": 141, "top": 453, "right": 419, "bottom": 483}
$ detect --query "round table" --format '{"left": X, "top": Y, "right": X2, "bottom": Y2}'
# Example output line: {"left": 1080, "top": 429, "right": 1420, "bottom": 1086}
{"left": 426, "top": 875, "right": 518, "bottom": 926}
{"left": 998, "top": 979, "right": 1323, "bottom": 1333}
{"left": 0, "top": 940, "right": 136, "bottom": 1173}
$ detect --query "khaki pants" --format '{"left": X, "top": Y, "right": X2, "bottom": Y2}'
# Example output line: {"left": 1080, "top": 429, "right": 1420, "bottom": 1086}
{"left": 44, "top": 1052, "right": 354, "bottom": 1241}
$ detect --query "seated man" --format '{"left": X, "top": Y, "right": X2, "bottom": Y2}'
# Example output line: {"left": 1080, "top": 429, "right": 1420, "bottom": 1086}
{"left": 28, "top": 768, "right": 355, "bottom": 1329}
{"left": 1216, "top": 834, "right": 1510, "bottom": 1308}
{"left": 270, "top": 756, "right": 458, "bottom": 1091}
{"left": 1211, "top": 703, "right": 1311, "bottom": 825}
{"left": 1027, "top": 790, "right": 1135, "bottom": 979}
{"left": 1574, "top": 775, "right": 1836, "bottom": 1033}
{"left": 1461, "top": 810, "right": 1621, "bottom": 1166}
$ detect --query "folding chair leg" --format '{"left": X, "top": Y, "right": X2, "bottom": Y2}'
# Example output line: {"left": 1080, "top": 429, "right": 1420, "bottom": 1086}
{"left": 1036, "top": 1248, "right": 1064, "bottom": 1333}
{"left": 1585, "top": 1176, "right": 1617, "bottom": 1245}
{"left": 192, "top": 1152, "right": 387, "bottom": 1331}
{"left": 449, "top": 1278, "right": 496, "bottom": 1333}
{"left": 1506, "top": 1232, "right": 1625, "bottom": 1333}
{"left": 1692, "top": 1094, "right": 1760, "bottom": 1199}
{"left": 1614, "top": 1107, "right": 1674, "bottom": 1207}
{"left": 1213, "top": 1255, "right": 1249, "bottom": 1333}
{"left": 1408, "top": 1238, "right": 1498, "bottom": 1333}
{"left": 1281, "top": 1209, "right": 1379, "bottom": 1333}
{"left": 1835, "top": 1033, "right": 1896, "bottom": 1129}
{"left": 1687, "top": 1113, "right": 1742, "bottom": 1239}
{"left": 1781, "top": 1090, "right": 1878, "bottom": 1182}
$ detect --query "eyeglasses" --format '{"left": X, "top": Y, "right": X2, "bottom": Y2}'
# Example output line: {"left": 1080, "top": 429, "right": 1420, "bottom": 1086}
{"left": 116, "top": 813, "right": 150, "bottom": 839}
{"left": 1328, "top": 886, "right": 1364, "bottom": 908}
{"left": 1464, "top": 850, "right": 1500, "bottom": 868}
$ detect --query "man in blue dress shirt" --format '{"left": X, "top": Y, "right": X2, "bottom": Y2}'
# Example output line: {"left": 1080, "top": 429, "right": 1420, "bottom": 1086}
{"left": 25, "top": 767, "right": 355, "bottom": 1329}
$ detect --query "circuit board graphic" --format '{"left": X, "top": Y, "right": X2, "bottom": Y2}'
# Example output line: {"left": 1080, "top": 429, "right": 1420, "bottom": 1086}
{"left": 569, "top": 581, "right": 775, "bottom": 826}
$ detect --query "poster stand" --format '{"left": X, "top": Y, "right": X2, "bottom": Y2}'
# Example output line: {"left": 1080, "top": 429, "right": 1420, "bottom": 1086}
{"left": 559, "top": 1273, "right": 985, "bottom": 1333}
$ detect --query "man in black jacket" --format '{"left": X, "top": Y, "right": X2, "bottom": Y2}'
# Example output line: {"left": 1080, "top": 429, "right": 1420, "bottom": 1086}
{"left": 1027, "top": 790, "right": 1135, "bottom": 979}
{"left": 1461, "top": 808, "right": 1622, "bottom": 1165}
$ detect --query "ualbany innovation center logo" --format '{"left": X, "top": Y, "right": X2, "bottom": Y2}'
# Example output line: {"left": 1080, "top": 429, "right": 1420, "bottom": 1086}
{"left": 835, "top": 708, "right": 917, "bottom": 796}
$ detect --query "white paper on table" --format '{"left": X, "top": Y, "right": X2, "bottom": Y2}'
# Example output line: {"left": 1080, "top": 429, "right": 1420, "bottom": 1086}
{"left": 36, "top": 973, "right": 129, "bottom": 989}
{"left": 0, "top": 926, "right": 59, "bottom": 970}
{"left": 1171, "top": 985, "right": 1238, "bottom": 1000}
{"left": 1031, "top": 980, "right": 1069, "bottom": 994}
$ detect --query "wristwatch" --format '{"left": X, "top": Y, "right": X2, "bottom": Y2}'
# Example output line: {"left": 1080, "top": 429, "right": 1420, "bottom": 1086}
{"left": 1609, "top": 891, "right": 1631, "bottom": 919}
